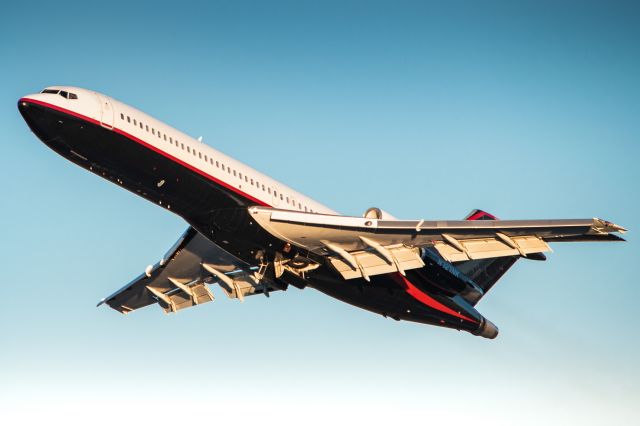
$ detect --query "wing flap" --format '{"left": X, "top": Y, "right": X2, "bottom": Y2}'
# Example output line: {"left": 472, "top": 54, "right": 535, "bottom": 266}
{"left": 157, "top": 282, "right": 216, "bottom": 314}
{"left": 434, "top": 235, "right": 551, "bottom": 262}
{"left": 216, "top": 272, "right": 273, "bottom": 300}
{"left": 328, "top": 246, "right": 425, "bottom": 280}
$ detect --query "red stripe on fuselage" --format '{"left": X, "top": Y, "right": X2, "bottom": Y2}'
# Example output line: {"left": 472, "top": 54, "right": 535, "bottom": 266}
{"left": 391, "top": 273, "right": 478, "bottom": 323}
{"left": 19, "top": 97, "right": 271, "bottom": 207}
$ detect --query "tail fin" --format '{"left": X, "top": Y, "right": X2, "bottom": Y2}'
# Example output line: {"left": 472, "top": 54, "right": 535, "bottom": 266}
{"left": 457, "top": 209, "right": 529, "bottom": 305}
{"left": 464, "top": 209, "right": 498, "bottom": 221}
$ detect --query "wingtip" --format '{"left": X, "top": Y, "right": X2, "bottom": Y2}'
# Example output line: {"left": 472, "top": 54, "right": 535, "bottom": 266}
{"left": 594, "top": 218, "right": 628, "bottom": 234}
{"left": 96, "top": 298, "right": 106, "bottom": 307}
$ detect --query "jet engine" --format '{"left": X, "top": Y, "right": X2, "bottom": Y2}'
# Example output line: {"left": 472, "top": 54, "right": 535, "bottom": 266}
{"left": 363, "top": 207, "right": 398, "bottom": 220}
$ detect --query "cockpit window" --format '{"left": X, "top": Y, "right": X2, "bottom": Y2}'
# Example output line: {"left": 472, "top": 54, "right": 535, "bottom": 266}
{"left": 40, "top": 89, "right": 78, "bottom": 99}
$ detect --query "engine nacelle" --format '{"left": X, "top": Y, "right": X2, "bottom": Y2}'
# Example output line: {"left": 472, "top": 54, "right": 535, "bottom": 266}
{"left": 363, "top": 207, "right": 398, "bottom": 220}
{"left": 472, "top": 317, "right": 499, "bottom": 339}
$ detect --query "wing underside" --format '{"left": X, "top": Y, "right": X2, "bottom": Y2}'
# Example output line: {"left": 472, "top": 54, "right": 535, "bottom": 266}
{"left": 99, "top": 227, "right": 280, "bottom": 314}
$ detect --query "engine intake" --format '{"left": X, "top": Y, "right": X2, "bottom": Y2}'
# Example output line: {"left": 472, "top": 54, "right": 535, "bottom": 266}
{"left": 363, "top": 207, "right": 398, "bottom": 220}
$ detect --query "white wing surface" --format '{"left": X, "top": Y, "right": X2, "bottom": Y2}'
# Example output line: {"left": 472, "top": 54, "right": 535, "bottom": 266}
{"left": 249, "top": 207, "right": 626, "bottom": 281}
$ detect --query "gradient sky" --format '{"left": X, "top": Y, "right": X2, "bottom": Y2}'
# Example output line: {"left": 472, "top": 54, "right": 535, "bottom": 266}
{"left": 1, "top": 1, "right": 639, "bottom": 425}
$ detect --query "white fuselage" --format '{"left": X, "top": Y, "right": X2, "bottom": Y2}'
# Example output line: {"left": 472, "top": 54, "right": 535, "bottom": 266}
{"left": 21, "top": 86, "right": 337, "bottom": 215}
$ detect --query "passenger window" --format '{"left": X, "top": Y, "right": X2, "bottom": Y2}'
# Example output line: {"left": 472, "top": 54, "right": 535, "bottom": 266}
{"left": 268, "top": 188, "right": 272, "bottom": 195}
{"left": 139, "top": 122, "right": 143, "bottom": 129}
{"left": 146, "top": 125, "right": 149, "bottom": 132}
{"left": 152, "top": 129, "right": 155, "bottom": 135}
{"left": 133, "top": 119, "right": 137, "bottom": 125}
{"left": 250, "top": 178, "right": 254, "bottom": 185}
{"left": 199, "top": 152, "right": 202, "bottom": 159}
{"left": 280, "top": 194, "right": 283, "bottom": 200}
{"left": 187, "top": 146, "right": 190, "bottom": 153}
{"left": 181, "top": 143, "right": 184, "bottom": 150}
{"left": 127, "top": 116, "right": 131, "bottom": 123}
{"left": 239, "top": 172, "right": 242, "bottom": 179}
{"left": 170, "top": 137, "right": 173, "bottom": 144}
{"left": 164, "top": 134, "right": 167, "bottom": 141}
{"left": 216, "top": 161, "right": 219, "bottom": 167}
{"left": 262, "top": 184, "right": 265, "bottom": 191}
{"left": 120, "top": 113, "right": 124, "bottom": 120}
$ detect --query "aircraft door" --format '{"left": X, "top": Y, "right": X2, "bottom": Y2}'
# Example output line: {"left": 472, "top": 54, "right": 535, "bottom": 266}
{"left": 97, "top": 94, "right": 114, "bottom": 129}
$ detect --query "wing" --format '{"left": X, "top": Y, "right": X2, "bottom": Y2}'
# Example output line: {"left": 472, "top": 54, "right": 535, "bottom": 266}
{"left": 249, "top": 207, "right": 626, "bottom": 281}
{"left": 98, "top": 227, "right": 281, "bottom": 314}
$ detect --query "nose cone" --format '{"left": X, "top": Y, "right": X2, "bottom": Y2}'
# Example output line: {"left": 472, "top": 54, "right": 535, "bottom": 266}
{"left": 18, "top": 97, "right": 40, "bottom": 133}
{"left": 18, "top": 97, "right": 34, "bottom": 125}
{"left": 18, "top": 97, "right": 31, "bottom": 113}
{"left": 17, "top": 95, "right": 59, "bottom": 143}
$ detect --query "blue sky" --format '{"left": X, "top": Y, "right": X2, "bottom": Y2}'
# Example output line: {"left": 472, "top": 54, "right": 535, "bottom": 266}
{"left": 1, "top": 1, "right": 638, "bottom": 424}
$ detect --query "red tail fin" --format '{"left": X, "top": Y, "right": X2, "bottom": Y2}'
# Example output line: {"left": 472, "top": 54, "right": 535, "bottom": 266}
{"left": 457, "top": 208, "right": 546, "bottom": 305}
{"left": 464, "top": 209, "right": 497, "bottom": 221}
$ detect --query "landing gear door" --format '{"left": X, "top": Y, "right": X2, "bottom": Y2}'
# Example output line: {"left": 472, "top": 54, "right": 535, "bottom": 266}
{"left": 97, "top": 94, "right": 114, "bottom": 130}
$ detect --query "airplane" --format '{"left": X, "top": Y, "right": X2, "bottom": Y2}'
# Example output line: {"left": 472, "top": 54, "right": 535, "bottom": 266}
{"left": 18, "top": 86, "right": 627, "bottom": 339}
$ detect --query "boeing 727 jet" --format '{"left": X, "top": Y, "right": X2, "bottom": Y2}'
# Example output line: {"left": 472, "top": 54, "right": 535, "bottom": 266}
{"left": 18, "top": 86, "right": 627, "bottom": 339}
